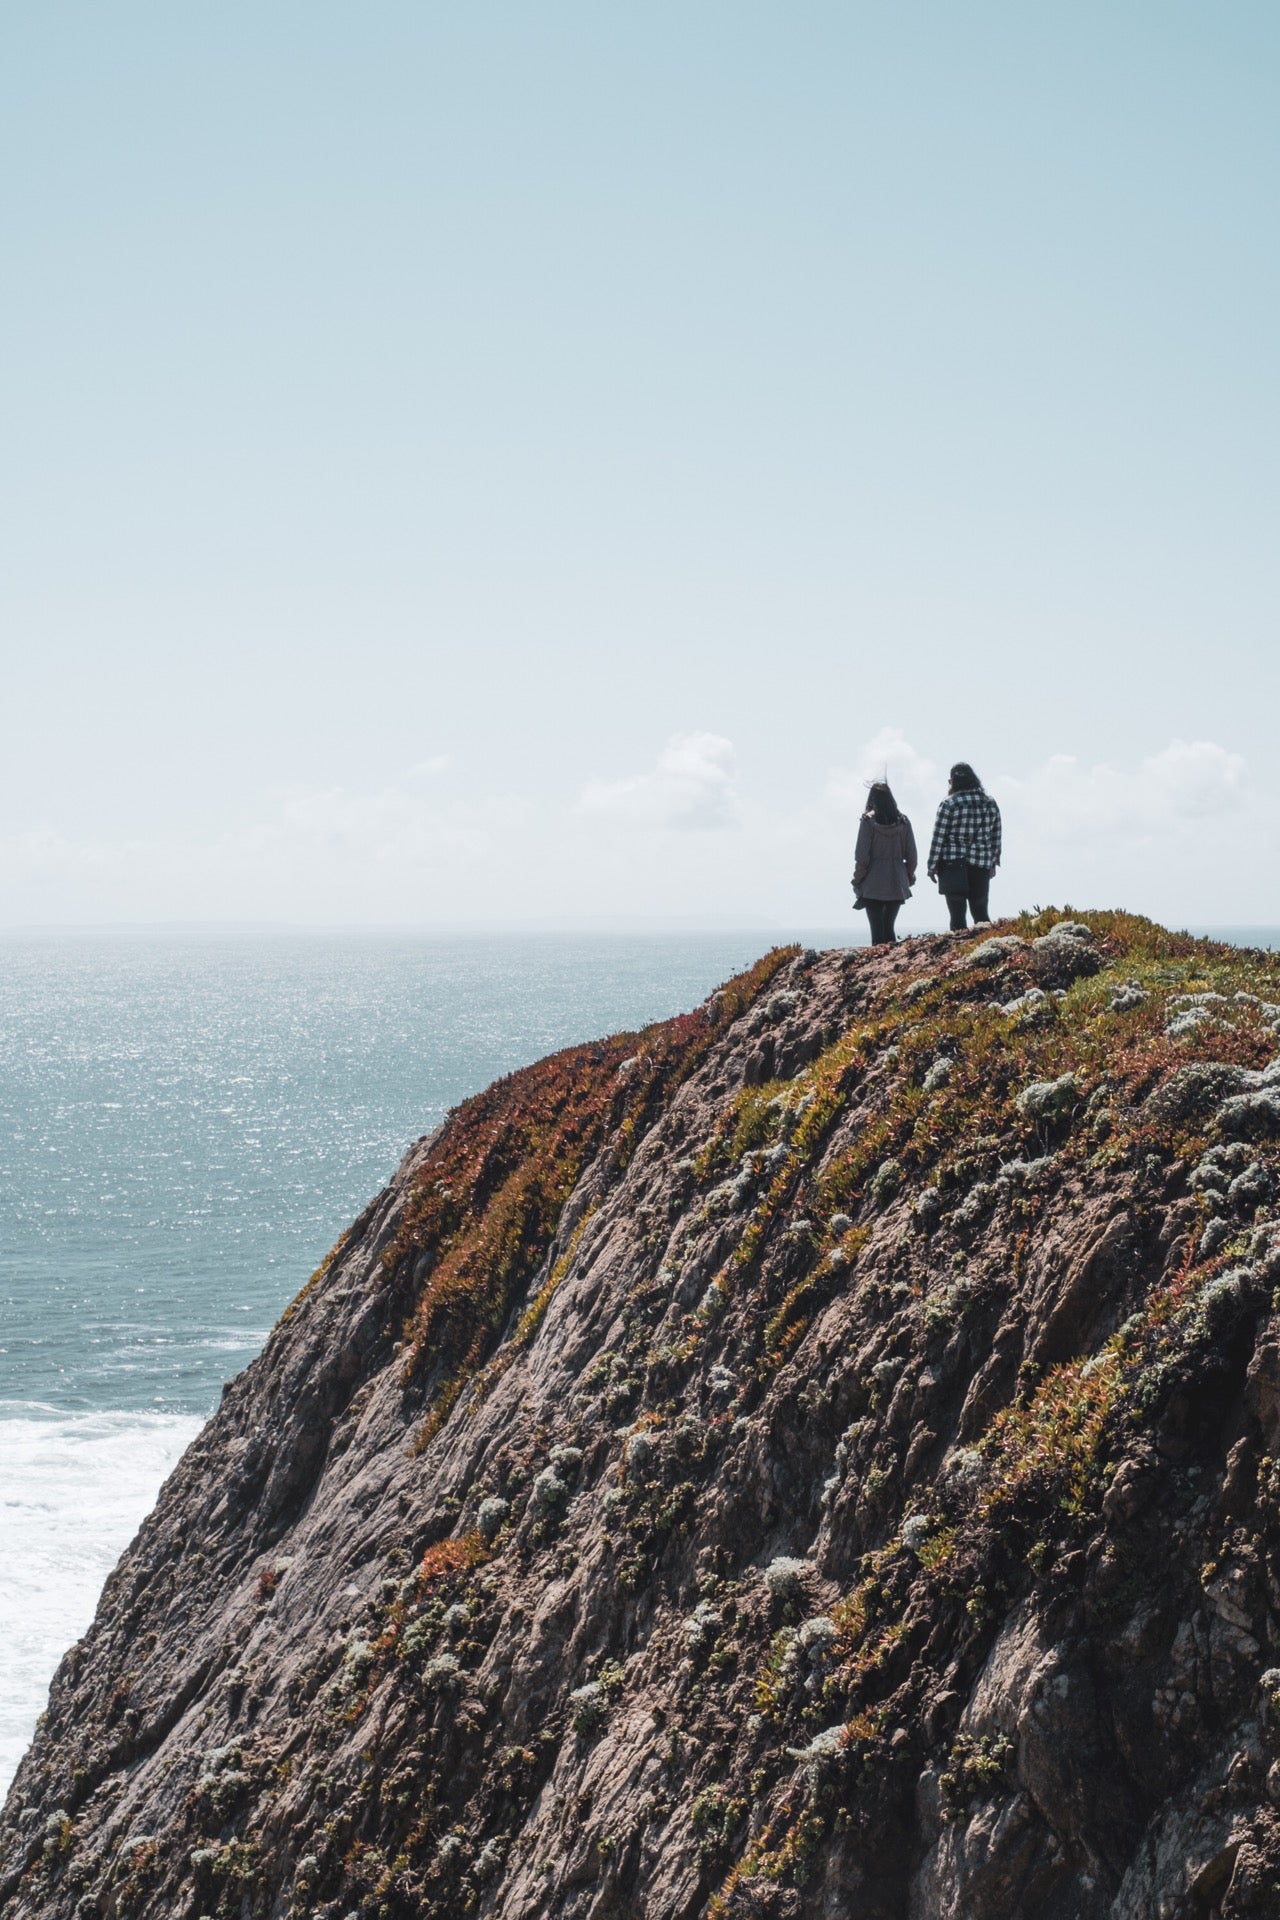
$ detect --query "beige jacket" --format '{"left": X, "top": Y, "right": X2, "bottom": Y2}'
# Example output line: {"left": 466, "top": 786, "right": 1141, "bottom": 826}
{"left": 853, "top": 814, "right": 918, "bottom": 902}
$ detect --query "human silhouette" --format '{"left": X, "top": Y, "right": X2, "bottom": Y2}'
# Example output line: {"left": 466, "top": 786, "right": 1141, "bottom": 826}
{"left": 927, "top": 762, "right": 1001, "bottom": 930}
{"left": 852, "top": 781, "right": 917, "bottom": 946}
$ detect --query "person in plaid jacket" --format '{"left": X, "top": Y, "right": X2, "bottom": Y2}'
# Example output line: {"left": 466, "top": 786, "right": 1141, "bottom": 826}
{"left": 927, "top": 763, "right": 1001, "bottom": 930}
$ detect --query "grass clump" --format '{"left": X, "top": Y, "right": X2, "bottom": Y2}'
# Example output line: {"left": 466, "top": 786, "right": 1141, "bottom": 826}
{"left": 691, "top": 1786, "right": 749, "bottom": 1868}
{"left": 939, "top": 1731, "right": 1014, "bottom": 1811}
{"left": 568, "top": 1660, "right": 625, "bottom": 1737}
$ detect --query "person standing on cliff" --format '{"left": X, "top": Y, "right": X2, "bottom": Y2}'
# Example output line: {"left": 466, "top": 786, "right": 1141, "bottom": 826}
{"left": 927, "top": 762, "right": 1002, "bottom": 930}
{"left": 852, "top": 781, "right": 917, "bottom": 946}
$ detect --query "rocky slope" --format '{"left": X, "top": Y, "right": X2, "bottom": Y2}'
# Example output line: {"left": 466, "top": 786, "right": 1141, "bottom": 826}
{"left": 6, "top": 913, "right": 1280, "bottom": 1920}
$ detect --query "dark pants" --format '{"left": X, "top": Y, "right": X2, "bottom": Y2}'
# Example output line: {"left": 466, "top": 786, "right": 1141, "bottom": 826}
{"left": 865, "top": 900, "right": 901, "bottom": 946}
{"left": 944, "top": 865, "right": 991, "bottom": 931}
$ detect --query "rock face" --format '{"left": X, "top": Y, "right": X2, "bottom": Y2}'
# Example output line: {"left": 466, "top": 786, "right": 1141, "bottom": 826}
{"left": 6, "top": 913, "right": 1280, "bottom": 1920}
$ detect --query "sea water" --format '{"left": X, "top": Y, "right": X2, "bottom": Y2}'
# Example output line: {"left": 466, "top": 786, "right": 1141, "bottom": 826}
{"left": 0, "top": 927, "right": 845, "bottom": 1792}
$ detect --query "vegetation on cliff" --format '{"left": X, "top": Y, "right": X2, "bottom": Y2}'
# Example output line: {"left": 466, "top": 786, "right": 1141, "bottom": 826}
{"left": 5, "top": 913, "right": 1280, "bottom": 1920}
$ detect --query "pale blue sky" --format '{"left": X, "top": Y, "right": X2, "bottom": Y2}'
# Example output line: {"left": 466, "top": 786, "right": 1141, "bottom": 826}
{"left": 2, "top": 4, "right": 1276, "bottom": 927}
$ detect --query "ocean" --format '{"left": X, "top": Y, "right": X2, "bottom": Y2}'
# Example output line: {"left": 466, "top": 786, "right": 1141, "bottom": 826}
{"left": 0, "top": 927, "right": 846, "bottom": 1792}
{"left": 1, "top": 920, "right": 1273, "bottom": 1795}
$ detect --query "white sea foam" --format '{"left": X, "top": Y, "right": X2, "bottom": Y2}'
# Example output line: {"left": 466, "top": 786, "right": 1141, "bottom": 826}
{"left": 0, "top": 1406, "right": 201, "bottom": 1798}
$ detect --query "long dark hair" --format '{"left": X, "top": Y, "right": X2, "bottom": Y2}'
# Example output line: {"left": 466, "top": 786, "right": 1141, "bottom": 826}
{"left": 865, "top": 780, "right": 901, "bottom": 825}
{"left": 949, "top": 762, "right": 983, "bottom": 793}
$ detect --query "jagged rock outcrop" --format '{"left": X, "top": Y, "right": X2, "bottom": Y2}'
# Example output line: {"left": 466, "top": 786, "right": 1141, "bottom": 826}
{"left": 6, "top": 914, "right": 1280, "bottom": 1920}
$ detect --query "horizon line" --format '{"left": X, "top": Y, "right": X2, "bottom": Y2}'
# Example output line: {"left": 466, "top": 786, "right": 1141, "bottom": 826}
{"left": 1, "top": 916, "right": 1277, "bottom": 941}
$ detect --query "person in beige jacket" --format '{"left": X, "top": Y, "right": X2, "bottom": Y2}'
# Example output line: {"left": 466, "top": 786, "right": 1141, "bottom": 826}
{"left": 852, "top": 781, "right": 918, "bottom": 946}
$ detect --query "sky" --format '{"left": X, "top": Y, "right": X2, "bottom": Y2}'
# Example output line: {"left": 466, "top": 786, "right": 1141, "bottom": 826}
{"left": 1, "top": 2, "right": 1276, "bottom": 931}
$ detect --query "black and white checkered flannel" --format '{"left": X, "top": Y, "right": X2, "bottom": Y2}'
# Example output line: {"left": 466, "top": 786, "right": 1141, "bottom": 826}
{"left": 927, "top": 789, "right": 1002, "bottom": 872}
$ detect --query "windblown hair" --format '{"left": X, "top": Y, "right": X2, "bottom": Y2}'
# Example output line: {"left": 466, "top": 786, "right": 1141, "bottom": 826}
{"left": 865, "top": 781, "right": 901, "bottom": 826}
{"left": 948, "top": 762, "right": 983, "bottom": 794}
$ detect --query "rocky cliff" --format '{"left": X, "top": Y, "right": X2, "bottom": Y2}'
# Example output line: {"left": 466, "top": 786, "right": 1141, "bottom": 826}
{"left": 6, "top": 914, "right": 1280, "bottom": 1920}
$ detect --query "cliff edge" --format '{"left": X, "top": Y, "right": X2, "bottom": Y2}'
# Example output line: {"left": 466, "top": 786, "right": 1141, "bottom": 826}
{"left": 6, "top": 914, "right": 1280, "bottom": 1920}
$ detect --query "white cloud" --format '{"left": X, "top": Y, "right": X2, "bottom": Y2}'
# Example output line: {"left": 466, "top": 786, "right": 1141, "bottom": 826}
{"left": 979, "top": 736, "right": 1278, "bottom": 924}
{"left": 579, "top": 732, "right": 742, "bottom": 831}
{"left": 995, "top": 738, "right": 1249, "bottom": 842}
{"left": 1136, "top": 739, "right": 1248, "bottom": 819}
{"left": 824, "top": 727, "right": 940, "bottom": 826}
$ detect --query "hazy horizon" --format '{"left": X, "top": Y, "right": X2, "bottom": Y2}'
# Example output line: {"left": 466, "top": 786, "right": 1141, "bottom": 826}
{"left": 1, "top": 916, "right": 1276, "bottom": 946}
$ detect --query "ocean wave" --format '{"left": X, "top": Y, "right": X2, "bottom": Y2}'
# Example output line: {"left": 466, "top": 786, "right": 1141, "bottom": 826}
{"left": 0, "top": 1406, "right": 202, "bottom": 1799}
